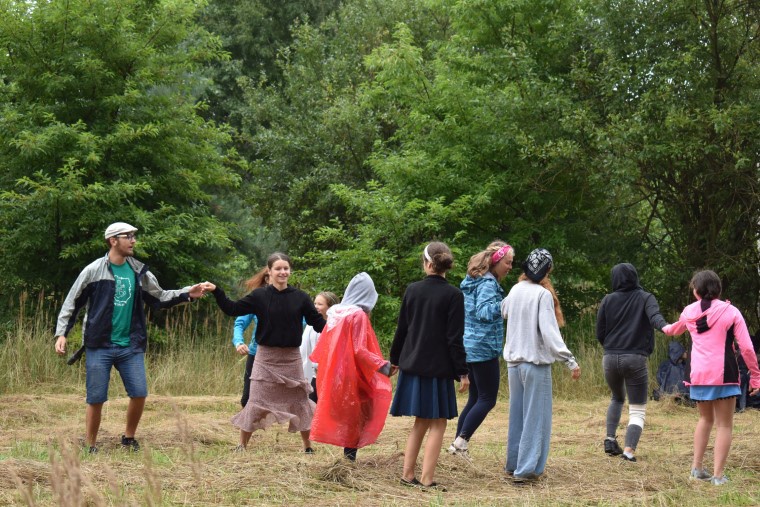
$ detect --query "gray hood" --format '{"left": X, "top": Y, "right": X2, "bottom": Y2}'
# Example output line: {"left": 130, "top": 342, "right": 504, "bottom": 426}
{"left": 341, "top": 272, "right": 378, "bottom": 312}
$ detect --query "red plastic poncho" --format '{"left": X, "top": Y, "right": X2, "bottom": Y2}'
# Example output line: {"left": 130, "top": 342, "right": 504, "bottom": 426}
{"left": 309, "top": 305, "right": 392, "bottom": 449}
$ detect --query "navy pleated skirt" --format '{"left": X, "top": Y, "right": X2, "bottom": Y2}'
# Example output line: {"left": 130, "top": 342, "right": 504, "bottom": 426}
{"left": 390, "top": 370, "right": 458, "bottom": 420}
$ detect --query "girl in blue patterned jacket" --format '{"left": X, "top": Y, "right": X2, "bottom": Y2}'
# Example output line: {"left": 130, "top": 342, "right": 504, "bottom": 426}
{"left": 448, "top": 241, "right": 515, "bottom": 457}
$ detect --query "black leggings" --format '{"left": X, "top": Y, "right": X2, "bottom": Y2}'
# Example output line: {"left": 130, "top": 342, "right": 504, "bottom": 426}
{"left": 456, "top": 357, "right": 500, "bottom": 440}
{"left": 309, "top": 377, "right": 318, "bottom": 403}
{"left": 240, "top": 354, "right": 255, "bottom": 407}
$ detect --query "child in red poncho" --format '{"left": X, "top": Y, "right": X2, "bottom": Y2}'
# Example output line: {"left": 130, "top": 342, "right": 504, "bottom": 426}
{"left": 309, "top": 272, "right": 393, "bottom": 460}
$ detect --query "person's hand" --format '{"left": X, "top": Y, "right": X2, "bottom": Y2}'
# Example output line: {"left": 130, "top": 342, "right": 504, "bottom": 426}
{"left": 750, "top": 387, "right": 760, "bottom": 397}
{"left": 235, "top": 343, "right": 249, "bottom": 355}
{"left": 188, "top": 283, "right": 205, "bottom": 299}
{"left": 389, "top": 365, "right": 399, "bottom": 377}
{"left": 202, "top": 281, "right": 216, "bottom": 292}
{"left": 55, "top": 336, "right": 67, "bottom": 355}
{"left": 571, "top": 366, "right": 581, "bottom": 380}
{"left": 458, "top": 374, "right": 470, "bottom": 392}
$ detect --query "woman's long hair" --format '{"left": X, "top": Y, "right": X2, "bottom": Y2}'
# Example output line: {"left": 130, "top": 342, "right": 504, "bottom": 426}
{"left": 518, "top": 272, "right": 565, "bottom": 327}
{"left": 243, "top": 267, "right": 269, "bottom": 292}
{"left": 467, "top": 240, "right": 508, "bottom": 277}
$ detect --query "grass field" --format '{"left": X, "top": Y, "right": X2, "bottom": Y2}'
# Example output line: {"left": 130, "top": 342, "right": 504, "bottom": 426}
{"left": 1, "top": 392, "right": 759, "bottom": 506}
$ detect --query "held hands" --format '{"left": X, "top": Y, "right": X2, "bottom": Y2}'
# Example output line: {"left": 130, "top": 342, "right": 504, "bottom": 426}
{"left": 188, "top": 283, "right": 205, "bottom": 299}
{"left": 235, "top": 343, "right": 249, "bottom": 355}
{"left": 55, "top": 336, "right": 67, "bottom": 355}
{"left": 571, "top": 366, "right": 581, "bottom": 380}
{"left": 188, "top": 282, "right": 217, "bottom": 299}
{"left": 750, "top": 387, "right": 760, "bottom": 397}
{"left": 389, "top": 365, "right": 399, "bottom": 377}
{"left": 458, "top": 374, "right": 470, "bottom": 392}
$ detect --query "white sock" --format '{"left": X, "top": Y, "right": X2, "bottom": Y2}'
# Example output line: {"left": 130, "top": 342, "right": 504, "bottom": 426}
{"left": 454, "top": 436, "right": 468, "bottom": 449}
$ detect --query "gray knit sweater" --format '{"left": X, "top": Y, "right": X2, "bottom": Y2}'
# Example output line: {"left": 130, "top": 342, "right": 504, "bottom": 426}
{"left": 500, "top": 280, "right": 578, "bottom": 370}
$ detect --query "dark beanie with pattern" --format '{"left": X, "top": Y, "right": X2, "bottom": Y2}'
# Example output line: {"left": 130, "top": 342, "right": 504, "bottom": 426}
{"left": 522, "top": 248, "right": 553, "bottom": 282}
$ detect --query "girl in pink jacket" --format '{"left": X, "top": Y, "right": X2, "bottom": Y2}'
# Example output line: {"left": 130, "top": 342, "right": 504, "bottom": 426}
{"left": 662, "top": 270, "right": 760, "bottom": 486}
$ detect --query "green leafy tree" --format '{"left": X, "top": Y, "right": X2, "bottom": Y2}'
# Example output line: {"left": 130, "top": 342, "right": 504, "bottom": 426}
{"left": 296, "top": 181, "right": 477, "bottom": 344}
{"left": 357, "top": 3, "right": 636, "bottom": 315}
{"left": 198, "top": 0, "right": 342, "bottom": 127}
{"left": 576, "top": 0, "right": 760, "bottom": 324}
{"left": 0, "top": 0, "right": 243, "bottom": 298}
{"left": 238, "top": 0, "right": 451, "bottom": 255}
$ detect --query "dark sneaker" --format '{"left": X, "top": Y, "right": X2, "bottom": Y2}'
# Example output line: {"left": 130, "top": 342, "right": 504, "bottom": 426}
{"left": 621, "top": 453, "right": 637, "bottom": 462}
{"left": 511, "top": 474, "right": 540, "bottom": 486}
{"left": 604, "top": 438, "right": 623, "bottom": 456}
{"left": 88, "top": 446, "right": 98, "bottom": 454}
{"left": 121, "top": 435, "right": 140, "bottom": 452}
{"left": 303, "top": 447, "right": 315, "bottom": 454}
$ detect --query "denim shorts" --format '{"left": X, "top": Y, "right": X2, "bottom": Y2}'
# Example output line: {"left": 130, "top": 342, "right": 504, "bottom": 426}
{"left": 85, "top": 345, "right": 148, "bottom": 404}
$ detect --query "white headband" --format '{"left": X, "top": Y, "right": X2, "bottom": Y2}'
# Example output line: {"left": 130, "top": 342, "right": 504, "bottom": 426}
{"left": 423, "top": 244, "right": 432, "bottom": 262}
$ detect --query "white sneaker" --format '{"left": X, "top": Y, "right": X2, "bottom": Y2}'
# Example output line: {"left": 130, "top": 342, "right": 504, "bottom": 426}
{"left": 447, "top": 437, "right": 470, "bottom": 459}
{"left": 689, "top": 468, "right": 711, "bottom": 481}
{"left": 710, "top": 475, "right": 729, "bottom": 486}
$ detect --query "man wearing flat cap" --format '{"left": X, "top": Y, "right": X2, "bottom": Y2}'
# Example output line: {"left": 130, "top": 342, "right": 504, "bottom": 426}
{"left": 54, "top": 222, "right": 206, "bottom": 454}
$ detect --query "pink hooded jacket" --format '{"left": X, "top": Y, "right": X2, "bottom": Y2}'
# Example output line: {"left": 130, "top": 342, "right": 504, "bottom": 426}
{"left": 662, "top": 299, "right": 760, "bottom": 388}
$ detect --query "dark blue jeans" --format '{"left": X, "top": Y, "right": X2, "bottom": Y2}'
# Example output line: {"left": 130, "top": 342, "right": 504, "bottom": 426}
{"left": 456, "top": 357, "right": 500, "bottom": 440}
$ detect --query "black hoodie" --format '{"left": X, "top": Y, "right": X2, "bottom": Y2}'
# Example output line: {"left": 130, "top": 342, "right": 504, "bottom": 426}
{"left": 596, "top": 263, "right": 668, "bottom": 356}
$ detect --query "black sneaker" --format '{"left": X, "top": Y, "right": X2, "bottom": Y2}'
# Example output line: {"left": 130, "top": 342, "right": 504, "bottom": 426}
{"left": 604, "top": 438, "right": 623, "bottom": 456}
{"left": 88, "top": 446, "right": 98, "bottom": 454}
{"left": 121, "top": 435, "right": 140, "bottom": 452}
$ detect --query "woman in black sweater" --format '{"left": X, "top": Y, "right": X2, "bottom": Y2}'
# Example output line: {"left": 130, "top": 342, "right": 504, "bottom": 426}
{"left": 205, "top": 252, "right": 326, "bottom": 453}
{"left": 390, "top": 242, "right": 469, "bottom": 489}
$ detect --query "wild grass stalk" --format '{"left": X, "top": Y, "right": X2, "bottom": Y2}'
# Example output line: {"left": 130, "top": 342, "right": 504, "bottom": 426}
{"left": 1, "top": 293, "right": 681, "bottom": 400}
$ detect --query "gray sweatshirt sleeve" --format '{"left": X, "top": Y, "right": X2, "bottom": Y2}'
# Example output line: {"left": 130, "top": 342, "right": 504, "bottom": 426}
{"left": 537, "top": 292, "right": 578, "bottom": 370}
{"left": 55, "top": 265, "right": 96, "bottom": 337}
{"left": 140, "top": 270, "right": 192, "bottom": 309}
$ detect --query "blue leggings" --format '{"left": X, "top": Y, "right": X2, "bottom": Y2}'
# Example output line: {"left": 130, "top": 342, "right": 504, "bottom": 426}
{"left": 456, "top": 357, "right": 500, "bottom": 440}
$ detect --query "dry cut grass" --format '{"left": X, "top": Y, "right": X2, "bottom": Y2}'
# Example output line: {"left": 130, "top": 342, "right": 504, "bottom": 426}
{"left": 1, "top": 393, "right": 759, "bottom": 506}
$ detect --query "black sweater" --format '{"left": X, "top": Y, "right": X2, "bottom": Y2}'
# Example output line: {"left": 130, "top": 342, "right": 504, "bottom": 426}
{"left": 212, "top": 285, "right": 325, "bottom": 348}
{"left": 596, "top": 263, "right": 668, "bottom": 356}
{"left": 390, "top": 275, "right": 467, "bottom": 379}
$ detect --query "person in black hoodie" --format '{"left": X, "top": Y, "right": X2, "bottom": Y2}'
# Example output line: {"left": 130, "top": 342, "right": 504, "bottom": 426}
{"left": 596, "top": 263, "right": 668, "bottom": 462}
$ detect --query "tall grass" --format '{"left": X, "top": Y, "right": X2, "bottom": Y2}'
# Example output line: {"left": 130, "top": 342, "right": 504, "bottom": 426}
{"left": 1, "top": 294, "right": 678, "bottom": 402}
{"left": 0, "top": 294, "right": 243, "bottom": 397}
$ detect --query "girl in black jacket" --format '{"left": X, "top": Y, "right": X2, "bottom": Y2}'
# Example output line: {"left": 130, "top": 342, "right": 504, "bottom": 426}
{"left": 390, "top": 242, "right": 469, "bottom": 489}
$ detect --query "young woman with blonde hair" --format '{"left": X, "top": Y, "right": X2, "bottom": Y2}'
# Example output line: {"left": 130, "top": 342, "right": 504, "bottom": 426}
{"left": 448, "top": 240, "right": 514, "bottom": 457}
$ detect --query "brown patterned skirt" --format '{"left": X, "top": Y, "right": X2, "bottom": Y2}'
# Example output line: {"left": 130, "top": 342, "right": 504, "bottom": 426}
{"left": 231, "top": 345, "right": 315, "bottom": 433}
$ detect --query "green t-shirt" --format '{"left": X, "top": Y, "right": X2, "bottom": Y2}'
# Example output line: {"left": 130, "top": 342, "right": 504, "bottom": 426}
{"left": 110, "top": 261, "right": 135, "bottom": 347}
